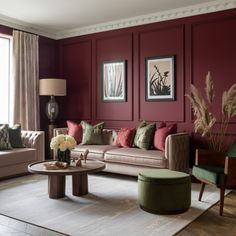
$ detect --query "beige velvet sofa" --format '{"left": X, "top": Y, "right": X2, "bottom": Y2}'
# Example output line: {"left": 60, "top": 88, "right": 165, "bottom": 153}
{"left": 54, "top": 128, "right": 189, "bottom": 176}
{"left": 0, "top": 131, "right": 45, "bottom": 179}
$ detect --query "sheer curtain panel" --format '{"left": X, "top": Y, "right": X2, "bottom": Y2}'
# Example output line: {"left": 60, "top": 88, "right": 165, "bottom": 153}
{"left": 12, "top": 30, "right": 39, "bottom": 130}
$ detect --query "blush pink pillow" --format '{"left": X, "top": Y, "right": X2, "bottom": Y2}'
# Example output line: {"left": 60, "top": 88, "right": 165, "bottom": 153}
{"left": 115, "top": 128, "right": 136, "bottom": 148}
{"left": 153, "top": 123, "right": 177, "bottom": 151}
{"left": 67, "top": 120, "right": 82, "bottom": 144}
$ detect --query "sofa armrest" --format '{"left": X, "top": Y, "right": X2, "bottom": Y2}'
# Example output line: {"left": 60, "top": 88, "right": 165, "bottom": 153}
{"left": 165, "top": 132, "right": 190, "bottom": 173}
{"left": 21, "top": 131, "right": 45, "bottom": 161}
{"left": 53, "top": 128, "right": 68, "bottom": 136}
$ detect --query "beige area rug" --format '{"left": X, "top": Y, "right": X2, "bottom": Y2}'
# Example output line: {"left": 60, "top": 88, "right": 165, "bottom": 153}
{"left": 0, "top": 173, "right": 228, "bottom": 236}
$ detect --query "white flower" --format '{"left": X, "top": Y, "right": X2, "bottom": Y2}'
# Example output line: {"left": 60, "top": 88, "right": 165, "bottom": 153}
{"left": 59, "top": 141, "right": 67, "bottom": 151}
{"left": 50, "top": 134, "right": 76, "bottom": 151}
{"left": 50, "top": 138, "right": 59, "bottom": 149}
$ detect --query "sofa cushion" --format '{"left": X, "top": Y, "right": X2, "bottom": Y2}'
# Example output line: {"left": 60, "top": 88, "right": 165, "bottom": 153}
{"left": 0, "top": 148, "right": 37, "bottom": 167}
{"left": 115, "top": 128, "right": 136, "bottom": 148}
{"left": 81, "top": 121, "right": 104, "bottom": 145}
{"left": 154, "top": 123, "right": 177, "bottom": 151}
{"left": 8, "top": 124, "right": 25, "bottom": 148}
{"left": 67, "top": 120, "right": 82, "bottom": 144}
{"left": 71, "top": 144, "right": 118, "bottom": 160}
{"left": 0, "top": 124, "right": 12, "bottom": 150}
{"left": 133, "top": 122, "right": 156, "bottom": 150}
{"left": 105, "top": 148, "right": 167, "bottom": 168}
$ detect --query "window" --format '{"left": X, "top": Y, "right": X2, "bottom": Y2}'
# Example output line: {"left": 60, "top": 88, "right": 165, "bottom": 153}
{"left": 0, "top": 34, "right": 12, "bottom": 124}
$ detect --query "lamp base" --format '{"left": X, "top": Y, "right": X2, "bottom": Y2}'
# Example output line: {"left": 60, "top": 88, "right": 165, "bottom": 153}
{"left": 46, "top": 95, "right": 59, "bottom": 121}
{"left": 48, "top": 123, "right": 57, "bottom": 159}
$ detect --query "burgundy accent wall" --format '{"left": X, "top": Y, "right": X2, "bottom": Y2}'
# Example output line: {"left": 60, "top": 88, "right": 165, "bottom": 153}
{"left": 139, "top": 25, "right": 184, "bottom": 122}
{"left": 38, "top": 36, "right": 57, "bottom": 155}
{"left": 59, "top": 39, "right": 92, "bottom": 122}
{"left": 57, "top": 9, "right": 236, "bottom": 140}
{"left": 96, "top": 33, "right": 133, "bottom": 122}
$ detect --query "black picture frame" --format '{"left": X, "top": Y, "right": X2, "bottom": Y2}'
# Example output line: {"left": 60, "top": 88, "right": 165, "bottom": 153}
{"left": 145, "top": 55, "right": 175, "bottom": 101}
{"left": 101, "top": 60, "right": 126, "bottom": 102}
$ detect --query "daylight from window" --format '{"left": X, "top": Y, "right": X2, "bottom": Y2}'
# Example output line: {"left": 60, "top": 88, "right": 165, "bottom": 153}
{"left": 0, "top": 35, "right": 11, "bottom": 124}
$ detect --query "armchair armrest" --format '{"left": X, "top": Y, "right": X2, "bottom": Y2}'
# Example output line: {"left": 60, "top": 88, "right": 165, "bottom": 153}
{"left": 195, "top": 149, "right": 225, "bottom": 167}
{"left": 21, "top": 131, "right": 45, "bottom": 161}
{"left": 165, "top": 132, "right": 190, "bottom": 173}
{"left": 225, "top": 156, "right": 236, "bottom": 188}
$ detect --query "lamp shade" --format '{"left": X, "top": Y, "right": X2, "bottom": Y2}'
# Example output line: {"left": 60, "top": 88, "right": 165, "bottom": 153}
{"left": 39, "top": 78, "right": 66, "bottom": 96}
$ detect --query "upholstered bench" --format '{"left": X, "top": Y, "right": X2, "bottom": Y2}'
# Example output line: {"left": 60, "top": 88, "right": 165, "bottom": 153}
{"left": 138, "top": 169, "right": 191, "bottom": 214}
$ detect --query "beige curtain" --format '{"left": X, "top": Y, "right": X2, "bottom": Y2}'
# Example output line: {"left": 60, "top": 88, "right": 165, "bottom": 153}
{"left": 12, "top": 30, "right": 39, "bottom": 130}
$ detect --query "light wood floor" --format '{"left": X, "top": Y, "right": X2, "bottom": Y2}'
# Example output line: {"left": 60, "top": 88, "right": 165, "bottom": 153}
{"left": 177, "top": 190, "right": 236, "bottom": 236}
{"left": 1, "top": 184, "right": 236, "bottom": 236}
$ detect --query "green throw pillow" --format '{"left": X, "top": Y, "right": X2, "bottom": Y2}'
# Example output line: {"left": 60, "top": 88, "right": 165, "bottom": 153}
{"left": 133, "top": 121, "right": 156, "bottom": 150}
{"left": 133, "top": 121, "right": 147, "bottom": 147}
{"left": 81, "top": 121, "right": 104, "bottom": 145}
{"left": 0, "top": 124, "right": 12, "bottom": 150}
{"left": 8, "top": 124, "right": 25, "bottom": 148}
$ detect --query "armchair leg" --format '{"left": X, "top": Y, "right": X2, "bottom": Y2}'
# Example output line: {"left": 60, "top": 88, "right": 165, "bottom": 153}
{"left": 219, "top": 186, "right": 226, "bottom": 216}
{"left": 199, "top": 182, "right": 205, "bottom": 201}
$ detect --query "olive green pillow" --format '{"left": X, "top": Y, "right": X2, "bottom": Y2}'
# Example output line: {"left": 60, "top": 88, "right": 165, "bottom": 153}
{"left": 0, "top": 124, "right": 12, "bottom": 150}
{"left": 133, "top": 121, "right": 146, "bottom": 146}
{"left": 133, "top": 121, "right": 156, "bottom": 150}
{"left": 81, "top": 121, "right": 104, "bottom": 145}
{"left": 8, "top": 124, "right": 25, "bottom": 148}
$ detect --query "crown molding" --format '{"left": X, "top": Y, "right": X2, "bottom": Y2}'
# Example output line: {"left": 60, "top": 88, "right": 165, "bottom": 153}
{"left": 55, "top": 0, "right": 236, "bottom": 39}
{"left": 0, "top": 0, "right": 236, "bottom": 40}
{"left": 0, "top": 13, "right": 57, "bottom": 39}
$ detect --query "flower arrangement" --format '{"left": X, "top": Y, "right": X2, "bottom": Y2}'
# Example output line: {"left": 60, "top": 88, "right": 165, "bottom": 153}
{"left": 50, "top": 134, "right": 76, "bottom": 151}
{"left": 186, "top": 72, "right": 236, "bottom": 153}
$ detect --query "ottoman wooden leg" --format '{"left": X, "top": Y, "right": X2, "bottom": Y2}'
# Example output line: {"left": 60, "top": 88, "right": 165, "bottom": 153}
{"left": 72, "top": 174, "right": 88, "bottom": 196}
{"left": 48, "top": 175, "right": 65, "bottom": 199}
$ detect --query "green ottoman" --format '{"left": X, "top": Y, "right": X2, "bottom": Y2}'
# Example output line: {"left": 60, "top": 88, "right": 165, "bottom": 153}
{"left": 138, "top": 169, "right": 191, "bottom": 214}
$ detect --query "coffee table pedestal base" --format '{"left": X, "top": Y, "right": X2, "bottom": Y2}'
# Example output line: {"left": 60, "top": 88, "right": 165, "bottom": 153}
{"left": 48, "top": 175, "right": 65, "bottom": 199}
{"left": 72, "top": 174, "right": 88, "bottom": 196}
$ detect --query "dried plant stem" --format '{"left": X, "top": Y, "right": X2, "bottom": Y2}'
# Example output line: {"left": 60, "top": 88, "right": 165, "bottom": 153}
{"left": 186, "top": 72, "right": 236, "bottom": 153}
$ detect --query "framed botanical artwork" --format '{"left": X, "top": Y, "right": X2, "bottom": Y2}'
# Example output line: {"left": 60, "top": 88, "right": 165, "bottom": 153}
{"left": 145, "top": 55, "right": 175, "bottom": 101}
{"left": 102, "top": 60, "right": 126, "bottom": 102}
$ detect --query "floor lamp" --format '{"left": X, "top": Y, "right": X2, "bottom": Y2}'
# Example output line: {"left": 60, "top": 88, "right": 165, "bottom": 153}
{"left": 39, "top": 78, "right": 67, "bottom": 158}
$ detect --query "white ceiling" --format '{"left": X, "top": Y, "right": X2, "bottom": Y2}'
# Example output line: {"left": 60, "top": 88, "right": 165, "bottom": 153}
{"left": 0, "top": 0, "right": 235, "bottom": 39}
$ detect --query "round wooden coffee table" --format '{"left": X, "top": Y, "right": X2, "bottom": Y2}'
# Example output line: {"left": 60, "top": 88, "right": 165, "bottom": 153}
{"left": 28, "top": 160, "right": 105, "bottom": 199}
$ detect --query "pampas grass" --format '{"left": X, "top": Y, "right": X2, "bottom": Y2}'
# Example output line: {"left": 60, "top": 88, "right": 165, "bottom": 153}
{"left": 186, "top": 72, "right": 236, "bottom": 152}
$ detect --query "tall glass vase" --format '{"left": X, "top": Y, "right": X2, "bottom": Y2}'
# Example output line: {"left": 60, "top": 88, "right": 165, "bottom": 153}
{"left": 57, "top": 149, "right": 71, "bottom": 165}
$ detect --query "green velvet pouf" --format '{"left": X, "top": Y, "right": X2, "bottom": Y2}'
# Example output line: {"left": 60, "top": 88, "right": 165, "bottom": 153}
{"left": 138, "top": 169, "right": 191, "bottom": 214}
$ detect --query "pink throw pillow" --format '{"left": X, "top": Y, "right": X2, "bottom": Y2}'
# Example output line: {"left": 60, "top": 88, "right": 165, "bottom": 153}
{"left": 67, "top": 120, "right": 82, "bottom": 144}
{"left": 115, "top": 128, "right": 136, "bottom": 148}
{"left": 153, "top": 123, "right": 177, "bottom": 151}
{"left": 158, "top": 121, "right": 166, "bottom": 129}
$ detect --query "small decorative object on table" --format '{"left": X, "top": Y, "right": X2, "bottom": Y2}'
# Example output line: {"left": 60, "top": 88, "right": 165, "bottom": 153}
{"left": 50, "top": 134, "right": 76, "bottom": 165}
{"left": 44, "top": 161, "right": 69, "bottom": 170}
{"left": 73, "top": 149, "right": 89, "bottom": 167}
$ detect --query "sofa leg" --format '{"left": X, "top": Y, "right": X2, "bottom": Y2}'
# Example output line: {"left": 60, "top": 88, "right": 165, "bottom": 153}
{"left": 199, "top": 182, "right": 205, "bottom": 201}
{"left": 220, "top": 186, "right": 226, "bottom": 216}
